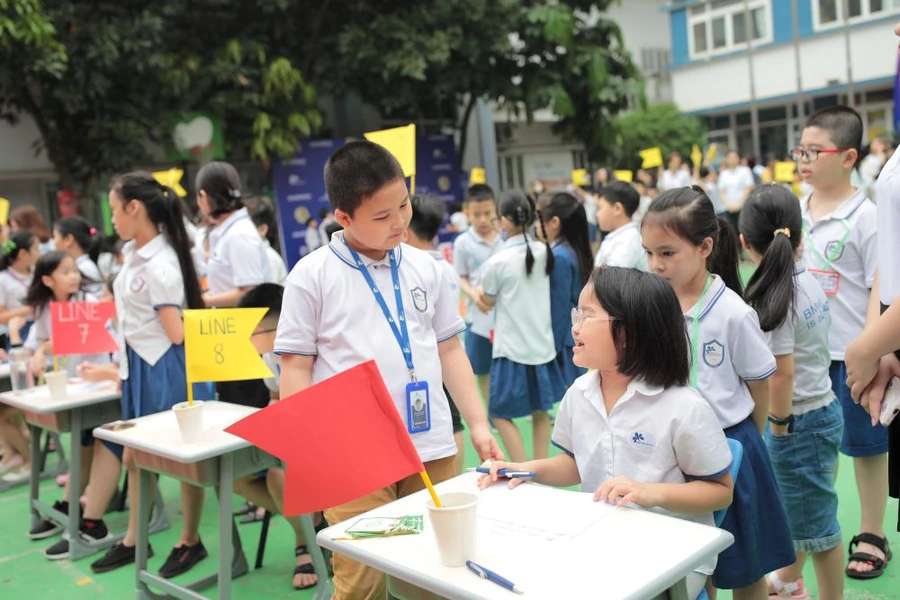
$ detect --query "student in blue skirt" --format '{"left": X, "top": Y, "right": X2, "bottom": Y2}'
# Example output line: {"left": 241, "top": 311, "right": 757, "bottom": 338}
{"left": 476, "top": 190, "right": 565, "bottom": 463}
{"left": 642, "top": 186, "right": 795, "bottom": 600}
{"left": 536, "top": 192, "right": 593, "bottom": 388}
{"left": 90, "top": 172, "right": 214, "bottom": 577}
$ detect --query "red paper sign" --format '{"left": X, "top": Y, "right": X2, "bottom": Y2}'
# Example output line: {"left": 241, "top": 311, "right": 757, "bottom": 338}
{"left": 50, "top": 301, "right": 119, "bottom": 355}
{"left": 225, "top": 360, "right": 425, "bottom": 516}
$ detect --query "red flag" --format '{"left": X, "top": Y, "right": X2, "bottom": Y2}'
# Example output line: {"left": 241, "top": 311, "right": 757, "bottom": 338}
{"left": 50, "top": 301, "right": 119, "bottom": 355}
{"left": 225, "top": 360, "right": 425, "bottom": 515}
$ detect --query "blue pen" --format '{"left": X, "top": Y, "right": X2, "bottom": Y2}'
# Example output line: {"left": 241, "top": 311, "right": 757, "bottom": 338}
{"left": 466, "top": 560, "right": 524, "bottom": 595}
{"left": 473, "top": 467, "right": 537, "bottom": 479}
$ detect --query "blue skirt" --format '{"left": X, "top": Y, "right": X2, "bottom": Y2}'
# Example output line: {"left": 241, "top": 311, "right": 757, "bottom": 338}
{"left": 121, "top": 344, "right": 215, "bottom": 420}
{"left": 554, "top": 346, "right": 586, "bottom": 389}
{"left": 489, "top": 358, "right": 567, "bottom": 419}
{"left": 713, "top": 416, "right": 796, "bottom": 589}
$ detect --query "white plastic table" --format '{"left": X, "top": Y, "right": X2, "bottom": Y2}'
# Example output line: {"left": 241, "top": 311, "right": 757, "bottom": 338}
{"left": 317, "top": 473, "right": 734, "bottom": 600}
{"left": 93, "top": 400, "right": 331, "bottom": 600}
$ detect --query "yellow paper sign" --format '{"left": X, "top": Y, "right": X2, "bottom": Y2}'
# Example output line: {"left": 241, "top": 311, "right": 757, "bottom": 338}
{"left": 774, "top": 161, "right": 797, "bottom": 183}
{"left": 152, "top": 168, "right": 187, "bottom": 197}
{"left": 470, "top": 167, "right": 486, "bottom": 185}
{"left": 691, "top": 145, "right": 703, "bottom": 168}
{"left": 364, "top": 124, "right": 416, "bottom": 177}
{"left": 571, "top": 169, "right": 589, "bottom": 186}
{"left": 613, "top": 170, "right": 634, "bottom": 183}
{"left": 705, "top": 144, "right": 718, "bottom": 165}
{"left": 639, "top": 147, "right": 664, "bottom": 169}
{"left": 184, "top": 308, "right": 273, "bottom": 384}
{"left": 0, "top": 197, "right": 9, "bottom": 225}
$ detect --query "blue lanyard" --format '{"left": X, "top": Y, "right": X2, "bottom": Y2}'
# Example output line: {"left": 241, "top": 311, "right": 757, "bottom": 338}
{"left": 344, "top": 242, "right": 416, "bottom": 381}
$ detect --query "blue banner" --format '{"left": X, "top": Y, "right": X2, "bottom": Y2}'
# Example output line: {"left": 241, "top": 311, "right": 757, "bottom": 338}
{"left": 415, "top": 135, "right": 462, "bottom": 250}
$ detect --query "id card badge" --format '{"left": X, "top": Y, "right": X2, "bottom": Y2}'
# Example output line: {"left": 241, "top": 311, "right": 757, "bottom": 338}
{"left": 406, "top": 381, "right": 431, "bottom": 434}
{"left": 809, "top": 269, "right": 840, "bottom": 296}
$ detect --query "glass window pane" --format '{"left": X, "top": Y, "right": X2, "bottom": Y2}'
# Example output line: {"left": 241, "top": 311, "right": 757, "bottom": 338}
{"left": 711, "top": 0, "right": 741, "bottom": 9}
{"left": 751, "top": 7, "right": 767, "bottom": 39}
{"left": 819, "top": 0, "right": 838, "bottom": 23}
{"left": 694, "top": 22, "right": 708, "bottom": 53}
{"left": 870, "top": 0, "right": 884, "bottom": 12}
{"left": 712, "top": 17, "right": 727, "bottom": 48}
{"left": 733, "top": 13, "right": 747, "bottom": 44}
{"left": 848, "top": 0, "right": 862, "bottom": 17}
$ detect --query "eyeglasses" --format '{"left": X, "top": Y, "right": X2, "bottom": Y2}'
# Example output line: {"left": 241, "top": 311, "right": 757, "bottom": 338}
{"left": 570, "top": 307, "right": 617, "bottom": 330}
{"left": 790, "top": 147, "right": 849, "bottom": 163}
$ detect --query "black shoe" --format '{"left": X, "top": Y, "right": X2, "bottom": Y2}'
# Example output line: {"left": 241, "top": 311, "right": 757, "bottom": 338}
{"left": 44, "top": 521, "right": 114, "bottom": 561}
{"left": 91, "top": 542, "right": 154, "bottom": 573}
{"left": 29, "top": 501, "right": 69, "bottom": 540}
{"left": 158, "top": 539, "right": 208, "bottom": 579}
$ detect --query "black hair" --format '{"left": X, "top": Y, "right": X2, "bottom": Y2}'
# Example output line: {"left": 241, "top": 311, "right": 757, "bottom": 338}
{"left": 112, "top": 171, "right": 205, "bottom": 310}
{"left": 466, "top": 184, "right": 496, "bottom": 204}
{"left": 591, "top": 267, "right": 690, "bottom": 388}
{"left": 25, "top": 251, "right": 74, "bottom": 312}
{"left": 600, "top": 181, "right": 641, "bottom": 218}
{"left": 237, "top": 283, "right": 283, "bottom": 323}
{"left": 248, "top": 196, "right": 281, "bottom": 255}
{"left": 0, "top": 231, "right": 36, "bottom": 271}
{"left": 537, "top": 193, "right": 593, "bottom": 284}
{"left": 739, "top": 184, "right": 803, "bottom": 331}
{"left": 806, "top": 105, "right": 863, "bottom": 153}
{"left": 497, "top": 190, "right": 554, "bottom": 277}
{"left": 643, "top": 186, "right": 744, "bottom": 297}
{"left": 408, "top": 195, "right": 446, "bottom": 242}
{"left": 195, "top": 161, "right": 244, "bottom": 219}
{"left": 324, "top": 140, "right": 405, "bottom": 217}
{"left": 54, "top": 216, "right": 102, "bottom": 265}
{"left": 305, "top": 217, "right": 317, "bottom": 227}
{"left": 699, "top": 167, "right": 711, "bottom": 178}
{"left": 324, "top": 221, "right": 344, "bottom": 238}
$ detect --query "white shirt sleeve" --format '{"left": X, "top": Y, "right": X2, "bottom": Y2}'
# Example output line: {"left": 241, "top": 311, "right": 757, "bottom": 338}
{"left": 765, "top": 311, "right": 795, "bottom": 356}
{"left": 673, "top": 398, "right": 733, "bottom": 479}
{"left": 729, "top": 309, "right": 777, "bottom": 381}
{"left": 225, "top": 234, "right": 267, "bottom": 288}
{"left": 480, "top": 255, "right": 502, "bottom": 297}
{"left": 857, "top": 206, "right": 878, "bottom": 289}
{"left": 274, "top": 267, "right": 320, "bottom": 356}
{"left": 147, "top": 261, "right": 186, "bottom": 309}
{"left": 453, "top": 237, "right": 472, "bottom": 278}
{"left": 550, "top": 386, "right": 576, "bottom": 456}
{"left": 431, "top": 262, "right": 466, "bottom": 343}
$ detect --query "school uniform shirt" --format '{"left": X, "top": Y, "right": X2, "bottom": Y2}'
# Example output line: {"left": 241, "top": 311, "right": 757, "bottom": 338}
{"left": 113, "top": 235, "right": 187, "bottom": 380}
{"left": 265, "top": 242, "right": 288, "bottom": 284}
{"left": 304, "top": 226, "right": 322, "bottom": 255}
{"left": 427, "top": 250, "right": 461, "bottom": 297}
{"left": 874, "top": 148, "right": 900, "bottom": 305}
{"left": 552, "top": 373, "right": 731, "bottom": 574}
{"left": 191, "top": 226, "right": 209, "bottom": 282}
{"left": 594, "top": 222, "right": 648, "bottom": 270}
{"left": 481, "top": 234, "right": 555, "bottom": 365}
{"left": 262, "top": 352, "right": 281, "bottom": 392}
{"left": 0, "top": 268, "right": 31, "bottom": 335}
{"left": 765, "top": 266, "right": 834, "bottom": 414}
{"left": 26, "top": 292, "right": 111, "bottom": 377}
{"left": 686, "top": 274, "right": 777, "bottom": 428}
{"left": 550, "top": 241, "right": 581, "bottom": 351}
{"left": 76, "top": 254, "right": 105, "bottom": 297}
{"left": 452, "top": 228, "right": 503, "bottom": 339}
{"left": 659, "top": 168, "right": 691, "bottom": 191}
{"left": 207, "top": 207, "right": 270, "bottom": 294}
{"left": 274, "top": 232, "right": 464, "bottom": 462}
{"left": 717, "top": 166, "right": 755, "bottom": 211}
{"left": 800, "top": 190, "right": 877, "bottom": 360}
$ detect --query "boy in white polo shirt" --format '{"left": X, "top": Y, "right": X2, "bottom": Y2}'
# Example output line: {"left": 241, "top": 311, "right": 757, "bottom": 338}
{"left": 594, "top": 181, "right": 649, "bottom": 270}
{"left": 797, "top": 105, "right": 887, "bottom": 579}
{"left": 275, "top": 141, "right": 502, "bottom": 600}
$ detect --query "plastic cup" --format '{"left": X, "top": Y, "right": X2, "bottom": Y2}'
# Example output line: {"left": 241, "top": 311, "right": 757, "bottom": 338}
{"left": 44, "top": 371, "right": 68, "bottom": 399}
{"left": 172, "top": 401, "right": 204, "bottom": 443}
{"left": 425, "top": 492, "right": 478, "bottom": 567}
{"left": 9, "top": 348, "right": 34, "bottom": 392}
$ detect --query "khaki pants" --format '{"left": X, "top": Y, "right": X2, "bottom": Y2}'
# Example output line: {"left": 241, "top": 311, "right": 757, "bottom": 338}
{"left": 324, "top": 456, "right": 457, "bottom": 600}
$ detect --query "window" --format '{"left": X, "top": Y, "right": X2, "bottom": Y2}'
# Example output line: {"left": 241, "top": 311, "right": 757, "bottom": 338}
{"left": 688, "top": 0, "right": 771, "bottom": 59}
{"left": 814, "top": 0, "right": 897, "bottom": 29}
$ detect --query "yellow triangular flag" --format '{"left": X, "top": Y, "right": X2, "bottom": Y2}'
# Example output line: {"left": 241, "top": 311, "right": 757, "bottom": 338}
{"left": 691, "top": 145, "right": 703, "bottom": 168}
{"left": 571, "top": 169, "right": 589, "bottom": 186}
{"left": 0, "top": 197, "right": 9, "bottom": 226}
{"left": 184, "top": 308, "right": 274, "bottom": 383}
{"left": 639, "top": 147, "right": 664, "bottom": 169}
{"left": 613, "top": 170, "right": 633, "bottom": 183}
{"left": 470, "top": 167, "right": 486, "bottom": 185}
{"left": 364, "top": 124, "right": 416, "bottom": 177}
{"left": 774, "top": 161, "right": 797, "bottom": 183}
{"left": 152, "top": 168, "right": 187, "bottom": 197}
{"left": 705, "top": 144, "right": 718, "bottom": 166}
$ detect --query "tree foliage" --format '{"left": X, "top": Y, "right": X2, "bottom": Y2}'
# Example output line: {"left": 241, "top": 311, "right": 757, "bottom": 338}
{"left": 613, "top": 103, "right": 707, "bottom": 171}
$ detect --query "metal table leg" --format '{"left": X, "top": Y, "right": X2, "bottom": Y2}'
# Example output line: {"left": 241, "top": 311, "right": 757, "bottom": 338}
{"left": 28, "top": 424, "right": 42, "bottom": 532}
{"left": 667, "top": 577, "right": 690, "bottom": 600}
{"left": 299, "top": 513, "right": 334, "bottom": 600}
{"left": 65, "top": 408, "right": 84, "bottom": 559}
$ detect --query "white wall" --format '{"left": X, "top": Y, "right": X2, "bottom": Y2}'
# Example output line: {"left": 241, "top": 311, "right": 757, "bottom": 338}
{"left": 0, "top": 115, "right": 53, "bottom": 173}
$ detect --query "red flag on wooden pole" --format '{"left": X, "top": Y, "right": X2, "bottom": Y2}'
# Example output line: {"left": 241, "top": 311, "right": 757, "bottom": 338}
{"left": 50, "top": 301, "right": 119, "bottom": 355}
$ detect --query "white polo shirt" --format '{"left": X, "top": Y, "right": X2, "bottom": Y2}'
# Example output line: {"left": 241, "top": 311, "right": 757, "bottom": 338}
{"left": 275, "top": 232, "right": 464, "bottom": 463}
{"left": 718, "top": 166, "right": 755, "bottom": 211}
{"left": 76, "top": 254, "right": 105, "bottom": 297}
{"left": 453, "top": 229, "right": 502, "bottom": 338}
{"left": 552, "top": 373, "right": 731, "bottom": 575}
{"left": 262, "top": 352, "right": 281, "bottom": 392}
{"left": 595, "top": 222, "right": 648, "bottom": 270}
{"left": 207, "top": 208, "right": 270, "bottom": 294}
{"left": 26, "top": 292, "right": 112, "bottom": 377}
{"left": 800, "top": 191, "right": 877, "bottom": 360}
{"left": 874, "top": 148, "right": 900, "bottom": 305}
{"left": 765, "top": 266, "right": 834, "bottom": 413}
{"left": 686, "top": 275, "right": 777, "bottom": 428}
{"left": 114, "top": 235, "right": 188, "bottom": 379}
{"left": 265, "top": 243, "right": 288, "bottom": 284}
{"left": 427, "top": 250, "right": 461, "bottom": 298}
{"left": 0, "top": 268, "right": 31, "bottom": 335}
{"left": 659, "top": 168, "right": 691, "bottom": 191}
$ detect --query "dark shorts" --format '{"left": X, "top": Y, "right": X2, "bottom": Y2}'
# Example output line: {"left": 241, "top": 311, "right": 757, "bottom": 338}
{"left": 443, "top": 385, "right": 464, "bottom": 434}
{"left": 464, "top": 326, "right": 493, "bottom": 376}
{"left": 830, "top": 361, "right": 889, "bottom": 457}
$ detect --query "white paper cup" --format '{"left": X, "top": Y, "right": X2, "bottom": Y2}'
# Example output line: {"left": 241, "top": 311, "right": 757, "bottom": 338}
{"left": 172, "top": 401, "right": 204, "bottom": 443}
{"left": 44, "top": 371, "right": 68, "bottom": 399}
{"left": 425, "top": 492, "right": 477, "bottom": 567}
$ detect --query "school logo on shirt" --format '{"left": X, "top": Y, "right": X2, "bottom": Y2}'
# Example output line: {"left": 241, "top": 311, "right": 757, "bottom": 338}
{"left": 410, "top": 287, "right": 428, "bottom": 312}
{"left": 824, "top": 240, "right": 845, "bottom": 262}
{"left": 129, "top": 276, "right": 146, "bottom": 294}
{"left": 629, "top": 430, "right": 657, "bottom": 453}
{"left": 702, "top": 340, "right": 725, "bottom": 368}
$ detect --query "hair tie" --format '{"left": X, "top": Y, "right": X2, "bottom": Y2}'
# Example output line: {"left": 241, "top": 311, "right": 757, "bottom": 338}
{"left": 1, "top": 239, "right": 16, "bottom": 256}
{"left": 773, "top": 227, "right": 791, "bottom": 238}
{"left": 89, "top": 227, "right": 97, "bottom": 235}
{"left": 229, "top": 189, "right": 242, "bottom": 199}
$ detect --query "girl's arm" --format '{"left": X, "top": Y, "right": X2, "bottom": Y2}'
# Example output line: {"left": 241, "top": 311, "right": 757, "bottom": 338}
{"left": 768, "top": 354, "right": 794, "bottom": 436}
{"left": 0, "top": 305, "right": 33, "bottom": 324}
{"left": 279, "top": 353, "right": 315, "bottom": 399}
{"left": 746, "top": 379, "right": 771, "bottom": 433}
{"left": 203, "top": 286, "right": 255, "bottom": 308}
{"left": 158, "top": 306, "right": 185, "bottom": 345}
{"left": 478, "top": 453, "right": 581, "bottom": 490}
{"left": 596, "top": 472, "right": 733, "bottom": 514}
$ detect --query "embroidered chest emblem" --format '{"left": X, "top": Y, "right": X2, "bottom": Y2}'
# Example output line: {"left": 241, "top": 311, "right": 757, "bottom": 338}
{"left": 410, "top": 287, "right": 428, "bottom": 312}
{"left": 702, "top": 340, "right": 725, "bottom": 368}
{"left": 630, "top": 430, "right": 657, "bottom": 452}
{"left": 130, "top": 276, "right": 146, "bottom": 294}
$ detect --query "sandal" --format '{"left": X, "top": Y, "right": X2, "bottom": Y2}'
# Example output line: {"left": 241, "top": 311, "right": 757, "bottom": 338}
{"left": 846, "top": 533, "right": 893, "bottom": 580}
{"left": 233, "top": 501, "right": 256, "bottom": 517}
{"left": 240, "top": 509, "right": 267, "bottom": 525}
{"left": 293, "top": 545, "right": 318, "bottom": 591}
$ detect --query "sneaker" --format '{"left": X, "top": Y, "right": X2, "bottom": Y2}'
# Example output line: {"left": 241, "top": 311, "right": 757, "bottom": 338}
{"left": 45, "top": 519, "right": 113, "bottom": 560}
{"left": 1, "top": 464, "right": 30, "bottom": 483}
{"left": 90, "top": 542, "right": 154, "bottom": 573}
{"left": 768, "top": 575, "right": 809, "bottom": 599}
{"left": 0, "top": 454, "right": 24, "bottom": 475}
{"left": 30, "top": 518, "right": 63, "bottom": 540}
{"left": 158, "top": 539, "right": 208, "bottom": 579}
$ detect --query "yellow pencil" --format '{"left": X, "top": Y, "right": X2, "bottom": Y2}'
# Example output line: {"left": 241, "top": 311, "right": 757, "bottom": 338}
{"left": 419, "top": 470, "right": 441, "bottom": 508}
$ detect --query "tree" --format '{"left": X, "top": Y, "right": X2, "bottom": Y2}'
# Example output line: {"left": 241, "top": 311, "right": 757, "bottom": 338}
{"left": 613, "top": 103, "right": 707, "bottom": 171}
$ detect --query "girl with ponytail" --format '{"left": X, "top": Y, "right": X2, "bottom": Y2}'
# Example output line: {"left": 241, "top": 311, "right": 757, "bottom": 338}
{"left": 475, "top": 190, "right": 566, "bottom": 463}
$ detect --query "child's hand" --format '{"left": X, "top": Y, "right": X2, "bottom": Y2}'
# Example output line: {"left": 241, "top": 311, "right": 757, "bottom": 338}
{"left": 477, "top": 460, "right": 528, "bottom": 490}
{"left": 473, "top": 288, "right": 491, "bottom": 313}
{"left": 469, "top": 424, "right": 504, "bottom": 465}
{"left": 78, "top": 362, "right": 114, "bottom": 383}
{"left": 594, "top": 477, "right": 661, "bottom": 508}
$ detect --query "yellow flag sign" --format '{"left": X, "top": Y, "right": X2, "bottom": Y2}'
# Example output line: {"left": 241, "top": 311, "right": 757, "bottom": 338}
{"left": 184, "top": 308, "right": 273, "bottom": 383}
{"left": 153, "top": 168, "right": 187, "bottom": 197}
{"left": 639, "top": 147, "right": 664, "bottom": 169}
{"left": 571, "top": 169, "right": 589, "bottom": 186}
{"left": 365, "top": 124, "right": 416, "bottom": 177}
{"left": 0, "top": 197, "right": 9, "bottom": 226}
{"left": 774, "top": 161, "right": 796, "bottom": 183}
{"left": 613, "top": 170, "right": 634, "bottom": 183}
{"left": 691, "top": 145, "right": 703, "bottom": 168}
{"left": 469, "top": 167, "right": 486, "bottom": 185}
